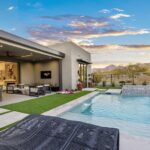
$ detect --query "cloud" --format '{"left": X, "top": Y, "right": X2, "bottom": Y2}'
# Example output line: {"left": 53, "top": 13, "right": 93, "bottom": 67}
{"left": 27, "top": 13, "right": 150, "bottom": 46}
{"left": 39, "top": 14, "right": 83, "bottom": 20}
{"left": 31, "top": 38, "right": 62, "bottom": 46}
{"left": 90, "top": 45, "right": 150, "bottom": 68}
{"left": 39, "top": 15, "right": 109, "bottom": 24}
{"left": 68, "top": 20, "right": 109, "bottom": 28}
{"left": 8, "top": 6, "right": 15, "bottom": 11}
{"left": 110, "top": 13, "right": 131, "bottom": 19}
{"left": 71, "top": 39, "right": 94, "bottom": 46}
{"left": 27, "top": 23, "right": 149, "bottom": 46}
{"left": 99, "top": 9, "right": 110, "bottom": 14}
{"left": 99, "top": 8, "right": 124, "bottom": 14}
{"left": 95, "top": 29, "right": 150, "bottom": 37}
{"left": 113, "top": 8, "right": 124, "bottom": 12}
{"left": 26, "top": 2, "right": 43, "bottom": 9}
{"left": 81, "top": 44, "right": 150, "bottom": 53}
{"left": 78, "top": 29, "right": 150, "bottom": 39}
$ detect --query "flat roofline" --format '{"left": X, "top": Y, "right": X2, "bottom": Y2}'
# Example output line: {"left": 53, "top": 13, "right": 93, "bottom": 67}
{"left": 77, "top": 59, "right": 92, "bottom": 64}
{"left": 0, "top": 30, "right": 65, "bottom": 58}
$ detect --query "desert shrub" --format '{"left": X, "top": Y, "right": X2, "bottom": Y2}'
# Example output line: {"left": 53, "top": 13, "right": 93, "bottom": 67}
{"left": 142, "top": 81, "right": 147, "bottom": 85}
{"left": 112, "top": 82, "right": 115, "bottom": 87}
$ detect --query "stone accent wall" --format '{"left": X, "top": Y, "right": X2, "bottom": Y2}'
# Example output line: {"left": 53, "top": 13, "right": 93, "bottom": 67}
{"left": 122, "top": 85, "right": 150, "bottom": 96}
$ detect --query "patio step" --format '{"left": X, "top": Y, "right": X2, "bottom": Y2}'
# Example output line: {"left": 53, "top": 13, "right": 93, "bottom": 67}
{"left": 0, "top": 108, "right": 10, "bottom": 114}
{"left": 0, "top": 111, "right": 28, "bottom": 129}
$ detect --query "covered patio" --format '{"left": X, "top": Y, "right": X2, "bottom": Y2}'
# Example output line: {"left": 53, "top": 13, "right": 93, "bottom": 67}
{"left": 0, "top": 30, "right": 65, "bottom": 101}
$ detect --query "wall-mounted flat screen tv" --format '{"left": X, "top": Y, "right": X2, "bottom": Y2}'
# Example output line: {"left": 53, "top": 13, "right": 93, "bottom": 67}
{"left": 41, "top": 71, "right": 51, "bottom": 79}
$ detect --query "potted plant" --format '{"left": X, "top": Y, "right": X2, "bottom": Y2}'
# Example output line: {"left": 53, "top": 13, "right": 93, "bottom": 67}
{"left": 77, "top": 79, "right": 83, "bottom": 91}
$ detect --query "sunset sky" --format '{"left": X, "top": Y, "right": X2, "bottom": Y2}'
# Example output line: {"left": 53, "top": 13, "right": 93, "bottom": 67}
{"left": 0, "top": 0, "right": 150, "bottom": 68}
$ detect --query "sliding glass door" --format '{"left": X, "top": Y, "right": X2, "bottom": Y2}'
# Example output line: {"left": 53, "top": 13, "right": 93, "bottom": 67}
{"left": 78, "top": 63, "right": 87, "bottom": 87}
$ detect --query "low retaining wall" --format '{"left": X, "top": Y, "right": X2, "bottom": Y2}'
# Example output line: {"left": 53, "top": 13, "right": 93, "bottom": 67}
{"left": 122, "top": 85, "right": 150, "bottom": 96}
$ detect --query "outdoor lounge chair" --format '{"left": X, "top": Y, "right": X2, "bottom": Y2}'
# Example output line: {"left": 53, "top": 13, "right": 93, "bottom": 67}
{"left": 6, "top": 84, "right": 20, "bottom": 94}
{"left": 43, "top": 84, "right": 51, "bottom": 93}
{"left": 19, "top": 84, "right": 29, "bottom": 95}
{"left": 0, "top": 115, "right": 119, "bottom": 150}
{"left": 29, "top": 85, "right": 45, "bottom": 96}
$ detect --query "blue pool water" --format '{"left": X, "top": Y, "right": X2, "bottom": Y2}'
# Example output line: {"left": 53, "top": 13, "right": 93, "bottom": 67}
{"left": 60, "top": 94, "right": 150, "bottom": 137}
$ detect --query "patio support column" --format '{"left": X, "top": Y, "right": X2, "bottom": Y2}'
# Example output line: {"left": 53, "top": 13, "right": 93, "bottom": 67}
{"left": 59, "top": 60, "right": 63, "bottom": 90}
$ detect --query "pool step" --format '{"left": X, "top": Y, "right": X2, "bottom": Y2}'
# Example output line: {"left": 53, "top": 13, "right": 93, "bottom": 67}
{"left": 105, "top": 89, "right": 122, "bottom": 94}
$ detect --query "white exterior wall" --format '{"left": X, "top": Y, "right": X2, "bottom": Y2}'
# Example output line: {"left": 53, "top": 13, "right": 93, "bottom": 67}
{"left": 51, "top": 42, "right": 91, "bottom": 90}
{"left": 20, "top": 60, "right": 59, "bottom": 86}
{"left": 71, "top": 43, "right": 91, "bottom": 89}
{"left": 51, "top": 44, "right": 72, "bottom": 89}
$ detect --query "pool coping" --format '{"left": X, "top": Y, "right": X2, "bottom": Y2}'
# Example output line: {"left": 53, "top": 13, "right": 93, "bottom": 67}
{"left": 42, "top": 91, "right": 99, "bottom": 116}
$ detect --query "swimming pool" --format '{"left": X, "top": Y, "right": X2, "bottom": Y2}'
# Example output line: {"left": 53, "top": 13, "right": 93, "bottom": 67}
{"left": 60, "top": 94, "right": 150, "bottom": 138}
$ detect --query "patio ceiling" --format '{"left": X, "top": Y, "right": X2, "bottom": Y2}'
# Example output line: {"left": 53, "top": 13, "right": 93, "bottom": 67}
{"left": 0, "top": 30, "right": 65, "bottom": 62}
{"left": 0, "top": 43, "right": 54, "bottom": 62}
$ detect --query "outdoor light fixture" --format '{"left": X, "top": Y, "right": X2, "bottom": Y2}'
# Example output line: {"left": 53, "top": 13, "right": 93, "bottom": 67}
{"left": 0, "top": 44, "right": 3, "bottom": 48}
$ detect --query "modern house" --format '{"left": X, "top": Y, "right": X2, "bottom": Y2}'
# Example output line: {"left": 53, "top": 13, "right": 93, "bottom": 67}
{"left": 50, "top": 42, "right": 92, "bottom": 89}
{"left": 0, "top": 30, "right": 91, "bottom": 90}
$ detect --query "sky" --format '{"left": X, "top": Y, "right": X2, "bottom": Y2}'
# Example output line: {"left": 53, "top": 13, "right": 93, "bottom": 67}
{"left": 0, "top": 0, "right": 150, "bottom": 68}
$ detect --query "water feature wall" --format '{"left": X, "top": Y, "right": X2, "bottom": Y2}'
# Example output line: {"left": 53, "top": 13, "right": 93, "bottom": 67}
{"left": 122, "top": 85, "right": 150, "bottom": 96}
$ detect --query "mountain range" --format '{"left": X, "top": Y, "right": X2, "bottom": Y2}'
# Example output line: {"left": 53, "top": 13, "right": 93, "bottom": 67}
{"left": 93, "top": 63, "right": 150, "bottom": 72}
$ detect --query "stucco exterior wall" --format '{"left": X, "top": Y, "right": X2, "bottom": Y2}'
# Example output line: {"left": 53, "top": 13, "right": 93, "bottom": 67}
{"left": 50, "top": 44, "right": 72, "bottom": 89}
{"left": 20, "top": 62, "right": 35, "bottom": 84}
{"left": 20, "top": 60, "right": 59, "bottom": 86}
{"left": 71, "top": 43, "right": 91, "bottom": 89}
{"left": 34, "top": 60, "right": 59, "bottom": 86}
{"left": 51, "top": 42, "right": 91, "bottom": 90}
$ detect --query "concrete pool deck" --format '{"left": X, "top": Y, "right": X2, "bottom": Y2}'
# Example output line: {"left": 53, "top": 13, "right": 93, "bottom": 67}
{"left": 105, "top": 89, "right": 122, "bottom": 94}
{"left": 121, "top": 132, "right": 150, "bottom": 150}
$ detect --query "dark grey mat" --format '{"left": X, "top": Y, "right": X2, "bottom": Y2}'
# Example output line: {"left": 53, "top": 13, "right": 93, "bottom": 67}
{"left": 0, "top": 115, "right": 119, "bottom": 150}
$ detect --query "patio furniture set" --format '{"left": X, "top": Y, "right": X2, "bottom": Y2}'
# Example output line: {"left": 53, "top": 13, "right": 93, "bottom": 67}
{"left": 1, "top": 84, "right": 54, "bottom": 97}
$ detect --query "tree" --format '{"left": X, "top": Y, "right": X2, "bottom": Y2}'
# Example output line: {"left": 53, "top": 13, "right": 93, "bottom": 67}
{"left": 92, "top": 72, "right": 103, "bottom": 84}
{"left": 126, "top": 64, "right": 148, "bottom": 85}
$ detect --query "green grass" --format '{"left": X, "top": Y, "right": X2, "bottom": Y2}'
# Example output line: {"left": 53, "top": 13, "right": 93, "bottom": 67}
{"left": 1, "top": 91, "right": 91, "bottom": 114}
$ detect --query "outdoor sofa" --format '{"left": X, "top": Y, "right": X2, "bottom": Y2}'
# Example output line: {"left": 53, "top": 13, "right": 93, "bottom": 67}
{"left": 5, "top": 84, "right": 52, "bottom": 96}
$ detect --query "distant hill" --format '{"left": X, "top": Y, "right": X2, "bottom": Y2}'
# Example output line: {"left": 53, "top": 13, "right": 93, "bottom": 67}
{"left": 101, "top": 65, "right": 116, "bottom": 71}
{"left": 93, "top": 63, "right": 150, "bottom": 73}
{"left": 93, "top": 64, "right": 117, "bottom": 72}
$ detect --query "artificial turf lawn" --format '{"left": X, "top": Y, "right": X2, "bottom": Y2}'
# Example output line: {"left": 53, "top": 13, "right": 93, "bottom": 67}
{"left": 1, "top": 91, "right": 91, "bottom": 114}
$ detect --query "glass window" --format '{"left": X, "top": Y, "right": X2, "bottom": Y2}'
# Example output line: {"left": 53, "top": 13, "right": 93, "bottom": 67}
{"left": 78, "top": 63, "right": 87, "bottom": 87}
{"left": 0, "top": 61, "right": 19, "bottom": 86}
